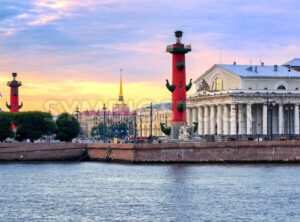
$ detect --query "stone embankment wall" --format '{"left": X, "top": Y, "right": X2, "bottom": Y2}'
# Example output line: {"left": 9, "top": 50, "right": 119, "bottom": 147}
{"left": 1, "top": 141, "right": 300, "bottom": 163}
{"left": 0, "top": 143, "right": 87, "bottom": 162}
{"left": 88, "top": 143, "right": 134, "bottom": 162}
{"left": 88, "top": 141, "right": 300, "bottom": 163}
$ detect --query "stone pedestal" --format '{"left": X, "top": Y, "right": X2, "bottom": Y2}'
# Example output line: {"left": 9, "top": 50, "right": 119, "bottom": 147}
{"left": 171, "top": 122, "right": 185, "bottom": 139}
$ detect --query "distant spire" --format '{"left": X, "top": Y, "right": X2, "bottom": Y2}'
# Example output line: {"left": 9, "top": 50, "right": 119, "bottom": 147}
{"left": 119, "top": 68, "right": 124, "bottom": 102}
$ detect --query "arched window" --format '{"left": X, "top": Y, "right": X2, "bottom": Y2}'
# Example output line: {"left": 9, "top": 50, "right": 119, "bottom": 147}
{"left": 212, "top": 77, "right": 223, "bottom": 91}
{"left": 277, "top": 85, "right": 286, "bottom": 90}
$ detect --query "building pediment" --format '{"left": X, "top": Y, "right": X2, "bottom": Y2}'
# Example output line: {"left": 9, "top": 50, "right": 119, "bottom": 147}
{"left": 194, "top": 65, "right": 241, "bottom": 92}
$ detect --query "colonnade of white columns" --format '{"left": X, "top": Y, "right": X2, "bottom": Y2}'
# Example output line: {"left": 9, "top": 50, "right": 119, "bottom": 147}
{"left": 187, "top": 103, "right": 300, "bottom": 136}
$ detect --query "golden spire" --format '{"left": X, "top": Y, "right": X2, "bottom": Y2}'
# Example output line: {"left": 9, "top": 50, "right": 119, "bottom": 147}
{"left": 119, "top": 69, "right": 124, "bottom": 102}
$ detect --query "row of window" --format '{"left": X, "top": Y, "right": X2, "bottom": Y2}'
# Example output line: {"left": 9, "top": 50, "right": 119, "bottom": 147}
{"left": 92, "top": 116, "right": 131, "bottom": 120}
{"left": 93, "top": 121, "right": 130, "bottom": 126}
{"left": 211, "top": 77, "right": 291, "bottom": 91}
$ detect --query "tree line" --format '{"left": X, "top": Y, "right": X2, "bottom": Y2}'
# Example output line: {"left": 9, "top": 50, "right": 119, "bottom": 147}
{"left": 0, "top": 112, "right": 80, "bottom": 142}
{"left": 91, "top": 122, "right": 129, "bottom": 140}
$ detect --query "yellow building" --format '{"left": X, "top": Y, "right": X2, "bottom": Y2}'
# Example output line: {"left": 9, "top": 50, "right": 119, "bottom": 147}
{"left": 76, "top": 74, "right": 133, "bottom": 136}
{"left": 136, "top": 102, "right": 172, "bottom": 138}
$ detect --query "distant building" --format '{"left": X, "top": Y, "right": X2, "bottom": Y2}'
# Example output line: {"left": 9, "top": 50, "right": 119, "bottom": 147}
{"left": 136, "top": 102, "right": 172, "bottom": 137}
{"left": 76, "top": 74, "right": 133, "bottom": 136}
{"left": 187, "top": 58, "right": 300, "bottom": 141}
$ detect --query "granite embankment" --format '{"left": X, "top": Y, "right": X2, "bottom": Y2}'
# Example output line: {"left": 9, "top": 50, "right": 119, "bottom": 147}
{"left": 2, "top": 141, "right": 300, "bottom": 163}
{"left": 0, "top": 143, "right": 87, "bottom": 162}
{"left": 88, "top": 141, "right": 300, "bottom": 163}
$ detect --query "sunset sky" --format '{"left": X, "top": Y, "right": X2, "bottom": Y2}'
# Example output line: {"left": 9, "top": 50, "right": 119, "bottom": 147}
{"left": 0, "top": 0, "right": 299, "bottom": 114}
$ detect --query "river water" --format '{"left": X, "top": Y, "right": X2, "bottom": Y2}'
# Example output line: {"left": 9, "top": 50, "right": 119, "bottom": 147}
{"left": 0, "top": 163, "right": 299, "bottom": 222}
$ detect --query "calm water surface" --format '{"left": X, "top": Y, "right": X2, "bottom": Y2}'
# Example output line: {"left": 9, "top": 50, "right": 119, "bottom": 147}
{"left": 0, "top": 163, "right": 300, "bottom": 222}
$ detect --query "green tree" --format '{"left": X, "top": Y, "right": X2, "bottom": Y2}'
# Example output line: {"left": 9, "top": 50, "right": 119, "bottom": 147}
{"left": 56, "top": 113, "right": 80, "bottom": 142}
{"left": 14, "top": 111, "right": 56, "bottom": 142}
{"left": 110, "top": 123, "right": 128, "bottom": 139}
{"left": 0, "top": 112, "right": 14, "bottom": 142}
{"left": 91, "top": 123, "right": 108, "bottom": 140}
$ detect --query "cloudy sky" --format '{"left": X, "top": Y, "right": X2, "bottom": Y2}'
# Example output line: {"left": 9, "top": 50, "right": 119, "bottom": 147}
{"left": 0, "top": 0, "right": 299, "bottom": 113}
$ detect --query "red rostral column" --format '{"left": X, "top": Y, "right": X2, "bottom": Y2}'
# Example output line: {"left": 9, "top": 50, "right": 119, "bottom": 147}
{"left": 6, "top": 73, "right": 23, "bottom": 113}
{"left": 165, "top": 31, "right": 192, "bottom": 139}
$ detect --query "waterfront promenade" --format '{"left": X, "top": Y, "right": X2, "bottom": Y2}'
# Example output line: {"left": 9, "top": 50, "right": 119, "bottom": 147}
{"left": 1, "top": 141, "right": 300, "bottom": 163}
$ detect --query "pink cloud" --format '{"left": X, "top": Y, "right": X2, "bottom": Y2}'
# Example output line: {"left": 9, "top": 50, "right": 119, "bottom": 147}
{"left": 28, "top": 14, "right": 61, "bottom": 26}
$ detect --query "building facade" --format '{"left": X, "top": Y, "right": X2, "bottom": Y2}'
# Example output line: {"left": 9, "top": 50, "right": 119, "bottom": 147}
{"left": 76, "top": 74, "right": 133, "bottom": 136}
{"left": 77, "top": 109, "right": 133, "bottom": 136}
{"left": 187, "top": 58, "right": 300, "bottom": 141}
{"left": 136, "top": 102, "right": 172, "bottom": 138}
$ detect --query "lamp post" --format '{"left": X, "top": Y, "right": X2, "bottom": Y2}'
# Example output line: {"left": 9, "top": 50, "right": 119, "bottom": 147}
{"left": 103, "top": 103, "right": 107, "bottom": 143}
{"left": 75, "top": 107, "right": 80, "bottom": 121}
{"left": 235, "top": 105, "right": 239, "bottom": 141}
{"left": 140, "top": 114, "right": 143, "bottom": 138}
{"left": 266, "top": 92, "right": 276, "bottom": 140}
{"left": 133, "top": 111, "right": 137, "bottom": 141}
{"left": 85, "top": 123, "right": 88, "bottom": 139}
{"left": 268, "top": 101, "right": 276, "bottom": 141}
{"left": 165, "top": 115, "right": 168, "bottom": 126}
{"left": 149, "top": 103, "right": 153, "bottom": 144}
{"left": 96, "top": 128, "right": 100, "bottom": 142}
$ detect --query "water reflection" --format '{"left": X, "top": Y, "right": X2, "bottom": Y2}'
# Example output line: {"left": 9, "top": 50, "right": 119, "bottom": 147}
{"left": 0, "top": 163, "right": 299, "bottom": 222}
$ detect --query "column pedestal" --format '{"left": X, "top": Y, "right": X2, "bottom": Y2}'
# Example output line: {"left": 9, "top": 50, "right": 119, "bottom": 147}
{"left": 171, "top": 122, "right": 184, "bottom": 139}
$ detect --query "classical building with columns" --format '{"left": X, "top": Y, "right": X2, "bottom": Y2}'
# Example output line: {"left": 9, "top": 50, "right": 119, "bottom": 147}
{"left": 187, "top": 58, "right": 300, "bottom": 141}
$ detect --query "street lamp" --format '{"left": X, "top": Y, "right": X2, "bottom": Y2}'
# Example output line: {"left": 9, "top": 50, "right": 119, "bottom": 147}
{"left": 95, "top": 128, "right": 99, "bottom": 142}
{"left": 103, "top": 103, "right": 107, "bottom": 143}
{"left": 133, "top": 111, "right": 137, "bottom": 141}
{"left": 165, "top": 114, "right": 168, "bottom": 126}
{"left": 75, "top": 107, "right": 80, "bottom": 121}
{"left": 84, "top": 123, "right": 88, "bottom": 139}
{"left": 268, "top": 101, "right": 276, "bottom": 140}
{"left": 266, "top": 91, "right": 276, "bottom": 140}
{"left": 149, "top": 103, "right": 153, "bottom": 144}
{"left": 140, "top": 114, "right": 143, "bottom": 138}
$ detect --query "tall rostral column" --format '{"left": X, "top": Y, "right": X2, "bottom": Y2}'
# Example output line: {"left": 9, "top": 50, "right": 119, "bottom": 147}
{"left": 164, "top": 31, "right": 192, "bottom": 139}
{"left": 6, "top": 73, "right": 23, "bottom": 113}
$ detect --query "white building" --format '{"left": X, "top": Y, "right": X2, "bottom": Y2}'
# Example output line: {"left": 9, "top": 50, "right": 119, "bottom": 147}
{"left": 187, "top": 59, "right": 300, "bottom": 141}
